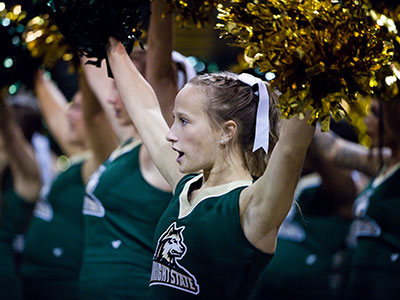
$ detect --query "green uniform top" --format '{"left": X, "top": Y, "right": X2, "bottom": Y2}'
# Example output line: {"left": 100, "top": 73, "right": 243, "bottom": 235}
{"left": 348, "top": 163, "right": 400, "bottom": 268}
{"left": 0, "top": 168, "right": 35, "bottom": 300}
{"left": 149, "top": 174, "right": 273, "bottom": 300}
{"left": 81, "top": 140, "right": 172, "bottom": 296}
{"left": 249, "top": 178, "right": 351, "bottom": 300}
{"left": 21, "top": 160, "right": 85, "bottom": 280}
{"left": 0, "top": 168, "right": 34, "bottom": 247}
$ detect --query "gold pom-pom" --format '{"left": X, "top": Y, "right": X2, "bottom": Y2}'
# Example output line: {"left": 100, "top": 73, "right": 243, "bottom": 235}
{"left": 23, "top": 13, "right": 77, "bottom": 70}
{"left": 166, "top": 0, "right": 219, "bottom": 28}
{"left": 216, "top": 0, "right": 395, "bottom": 131}
{"left": 368, "top": 5, "right": 400, "bottom": 101}
{"left": 344, "top": 95, "right": 372, "bottom": 147}
{"left": 1, "top": 3, "right": 39, "bottom": 92}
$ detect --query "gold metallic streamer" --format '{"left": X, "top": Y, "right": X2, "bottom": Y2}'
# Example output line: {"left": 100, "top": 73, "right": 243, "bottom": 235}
{"left": 23, "top": 13, "right": 77, "bottom": 70}
{"left": 346, "top": 4, "right": 400, "bottom": 145}
{"left": 1, "top": 3, "right": 37, "bottom": 93}
{"left": 166, "top": 0, "right": 219, "bottom": 28}
{"left": 368, "top": 5, "right": 400, "bottom": 102}
{"left": 345, "top": 95, "right": 372, "bottom": 147}
{"left": 216, "top": 0, "right": 395, "bottom": 131}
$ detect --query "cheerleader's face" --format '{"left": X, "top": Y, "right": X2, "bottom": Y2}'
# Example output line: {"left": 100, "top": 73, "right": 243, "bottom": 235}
{"left": 107, "top": 82, "right": 132, "bottom": 126}
{"left": 365, "top": 99, "right": 380, "bottom": 147}
{"left": 107, "top": 49, "right": 145, "bottom": 127}
{"left": 66, "top": 91, "right": 87, "bottom": 145}
{"left": 381, "top": 99, "right": 400, "bottom": 146}
{"left": 0, "top": 135, "right": 4, "bottom": 153}
{"left": 166, "top": 84, "right": 221, "bottom": 173}
{"left": 365, "top": 99, "right": 397, "bottom": 147}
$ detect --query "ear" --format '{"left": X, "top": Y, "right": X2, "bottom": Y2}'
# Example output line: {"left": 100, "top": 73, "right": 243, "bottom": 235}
{"left": 163, "top": 224, "right": 175, "bottom": 238}
{"left": 219, "top": 120, "right": 237, "bottom": 145}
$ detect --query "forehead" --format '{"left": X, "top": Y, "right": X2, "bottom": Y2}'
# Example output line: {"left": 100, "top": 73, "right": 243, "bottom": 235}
{"left": 370, "top": 98, "right": 379, "bottom": 108}
{"left": 174, "top": 84, "right": 206, "bottom": 114}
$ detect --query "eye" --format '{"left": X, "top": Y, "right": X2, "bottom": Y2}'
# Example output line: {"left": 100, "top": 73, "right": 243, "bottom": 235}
{"left": 371, "top": 106, "right": 379, "bottom": 118}
{"left": 180, "top": 117, "right": 188, "bottom": 125}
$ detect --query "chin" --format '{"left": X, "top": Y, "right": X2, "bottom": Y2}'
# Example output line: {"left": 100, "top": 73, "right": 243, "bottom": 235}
{"left": 67, "top": 136, "right": 77, "bottom": 144}
{"left": 178, "top": 165, "right": 188, "bottom": 174}
{"left": 68, "top": 134, "right": 84, "bottom": 146}
{"left": 178, "top": 162, "right": 191, "bottom": 173}
{"left": 118, "top": 118, "right": 132, "bottom": 127}
{"left": 179, "top": 164, "right": 201, "bottom": 174}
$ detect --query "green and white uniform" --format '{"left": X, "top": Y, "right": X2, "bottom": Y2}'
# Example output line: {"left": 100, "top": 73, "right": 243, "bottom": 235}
{"left": 344, "top": 164, "right": 400, "bottom": 300}
{"left": 249, "top": 177, "right": 351, "bottom": 300}
{"left": 0, "top": 168, "right": 34, "bottom": 300}
{"left": 149, "top": 174, "right": 273, "bottom": 300}
{"left": 80, "top": 140, "right": 172, "bottom": 300}
{"left": 21, "top": 160, "right": 85, "bottom": 300}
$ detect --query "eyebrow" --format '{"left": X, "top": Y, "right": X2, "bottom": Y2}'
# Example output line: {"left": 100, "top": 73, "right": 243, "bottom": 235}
{"left": 173, "top": 110, "right": 191, "bottom": 119}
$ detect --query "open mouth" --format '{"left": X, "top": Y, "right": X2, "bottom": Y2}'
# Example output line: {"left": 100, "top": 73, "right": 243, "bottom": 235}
{"left": 114, "top": 109, "right": 122, "bottom": 118}
{"left": 68, "top": 121, "right": 75, "bottom": 131}
{"left": 173, "top": 148, "right": 185, "bottom": 162}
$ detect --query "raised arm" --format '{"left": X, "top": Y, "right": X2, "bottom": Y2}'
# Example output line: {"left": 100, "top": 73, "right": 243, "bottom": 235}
{"left": 81, "top": 58, "right": 135, "bottom": 141}
{"left": 312, "top": 129, "right": 390, "bottom": 177}
{"left": 305, "top": 135, "right": 360, "bottom": 218}
{"left": 106, "top": 39, "right": 182, "bottom": 189}
{"left": 79, "top": 71, "right": 119, "bottom": 183}
{"left": 146, "top": 0, "right": 178, "bottom": 126}
{"left": 34, "top": 70, "right": 80, "bottom": 156}
{"left": 240, "top": 115, "right": 315, "bottom": 253}
{"left": 0, "top": 96, "right": 41, "bottom": 202}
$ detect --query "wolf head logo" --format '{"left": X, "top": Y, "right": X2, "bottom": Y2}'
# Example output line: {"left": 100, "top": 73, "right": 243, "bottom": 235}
{"left": 154, "top": 222, "right": 186, "bottom": 265}
{"left": 151, "top": 222, "right": 200, "bottom": 295}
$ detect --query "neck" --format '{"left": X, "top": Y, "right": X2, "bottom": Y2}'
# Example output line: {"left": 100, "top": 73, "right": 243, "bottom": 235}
{"left": 68, "top": 143, "right": 89, "bottom": 157}
{"left": 70, "top": 150, "right": 92, "bottom": 163}
{"left": 120, "top": 125, "right": 138, "bottom": 142}
{"left": 388, "top": 143, "right": 400, "bottom": 167}
{"left": 202, "top": 152, "right": 252, "bottom": 187}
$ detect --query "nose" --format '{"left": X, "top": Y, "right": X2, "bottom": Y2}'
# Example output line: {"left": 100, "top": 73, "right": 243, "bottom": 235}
{"left": 66, "top": 103, "right": 74, "bottom": 121}
{"left": 107, "top": 95, "right": 118, "bottom": 106}
{"left": 166, "top": 125, "right": 178, "bottom": 144}
{"left": 364, "top": 114, "right": 373, "bottom": 128}
{"left": 107, "top": 85, "right": 120, "bottom": 105}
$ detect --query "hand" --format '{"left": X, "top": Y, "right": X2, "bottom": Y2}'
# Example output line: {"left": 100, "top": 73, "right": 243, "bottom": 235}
{"left": 106, "top": 37, "right": 125, "bottom": 55}
{"left": 34, "top": 69, "right": 45, "bottom": 84}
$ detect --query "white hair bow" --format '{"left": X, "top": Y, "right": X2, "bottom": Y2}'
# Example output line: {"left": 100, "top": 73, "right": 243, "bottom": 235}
{"left": 237, "top": 73, "right": 270, "bottom": 153}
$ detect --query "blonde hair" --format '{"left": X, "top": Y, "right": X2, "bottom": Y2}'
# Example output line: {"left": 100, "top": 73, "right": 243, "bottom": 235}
{"left": 189, "top": 72, "right": 281, "bottom": 177}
